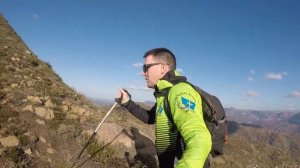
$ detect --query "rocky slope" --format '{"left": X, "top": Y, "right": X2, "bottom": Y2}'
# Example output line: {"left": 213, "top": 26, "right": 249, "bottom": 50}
{"left": 0, "top": 14, "right": 154, "bottom": 168}
{"left": 1, "top": 14, "right": 299, "bottom": 168}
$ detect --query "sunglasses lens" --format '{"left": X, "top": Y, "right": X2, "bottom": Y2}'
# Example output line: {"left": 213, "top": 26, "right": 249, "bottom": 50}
{"left": 142, "top": 63, "right": 161, "bottom": 73}
{"left": 143, "top": 65, "right": 148, "bottom": 72}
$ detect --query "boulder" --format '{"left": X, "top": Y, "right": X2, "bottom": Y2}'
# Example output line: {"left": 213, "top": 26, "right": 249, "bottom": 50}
{"left": 34, "top": 107, "right": 54, "bottom": 120}
{"left": 36, "top": 119, "right": 45, "bottom": 125}
{"left": 10, "top": 83, "right": 18, "bottom": 88}
{"left": 45, "top": 109, "right": 54, "bottom": 120}
{"left": 213, "top": 156, "right": 226, "bottom": 165}
{"left": 45, "top": 100, "right": 54, "bottom": 108}
{"left": 66, "top": 114, "right": 79, "bottom": 120}
{"left": 63, "top": 100, "right": 72, "bottom": 106}
{"left": 71, "top": 106, "right": 86, "bottom": 116}
{"left": 0, "top": 135, "right": 19, "bottom": 147}
{"left": 92, "top": 123, "right": 133, "bottom": 149}
{"left": 39, "top": 136, "right": 46, "bottom": 143}
{"left": 23, "top": 105, "right": 33, "bottom": 112}
{"left": 62, "top": 105, "right": 69, "bottom": 113}
{"left": 47, "top": 148, "right": 55, "bottom": 154}
{"left": 25, "top": 148, "right": 32, "bottom": 155}
{"left": 83, "top": 110, "right": 92, "bottom": 117}
{"left": 25, "top": 50, "right": 31, "bottom": 55}
{"left": 27, "top": 96, "right": 41, "bottom": 104}
{"left": 11, "top": 57, "right": 20, "bottom": 62}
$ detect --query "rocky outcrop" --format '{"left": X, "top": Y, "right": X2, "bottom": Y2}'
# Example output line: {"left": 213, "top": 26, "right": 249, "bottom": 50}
{"left": 0, "top": 136, "right": 19, "bottom": 147}
{"left": 82, "top": 123, "right": 132, "bottom": 148}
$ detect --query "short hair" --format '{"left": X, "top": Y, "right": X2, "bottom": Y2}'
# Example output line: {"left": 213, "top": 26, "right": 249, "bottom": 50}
{"left": 143, "top": 48, "right": 176, "bottom": 70}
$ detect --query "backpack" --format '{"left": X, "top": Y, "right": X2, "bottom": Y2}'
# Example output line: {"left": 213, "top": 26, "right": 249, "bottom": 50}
{"left": 163, "top": 81, "right": 228, "bottom": 157}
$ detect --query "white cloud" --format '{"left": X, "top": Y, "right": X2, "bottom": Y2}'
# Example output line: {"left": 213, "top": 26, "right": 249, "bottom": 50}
{"left": 242, "top": 90, "right": 259, "bottom": 98}
{"left": 286, "top": 90, "right": 300, "bottom": 98}
{"left": 33, "top": 14, "right": 39, "bottom": 20}
{"left": 177, "top": 68, "right": 183, "bottom": 72}
{"left": 264, "top": 72, "right": 288, "bottom": 80}
{"left": 241, "top": 90, "right": 259, "bottom": 102}
{"left": 248, "top": 70, "right": 255, "bottom": 81}
{"left": 128, "top": 85, "right": 153, "bottom": 91}
{"left": 132, "top": 63, "right": 143, "bottom": 68}
{"left": 248, "top": 76, "right": 253, "bottom": 81}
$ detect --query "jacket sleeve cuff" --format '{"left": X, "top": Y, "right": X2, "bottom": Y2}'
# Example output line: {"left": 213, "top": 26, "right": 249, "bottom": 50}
{"left": 122, "top": 99, "right": 132, "bottom": 107}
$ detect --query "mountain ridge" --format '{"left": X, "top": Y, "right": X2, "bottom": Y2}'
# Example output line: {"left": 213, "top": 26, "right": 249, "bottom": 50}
{"left": 226, "top": 107, "right": 300, "bottom": 138}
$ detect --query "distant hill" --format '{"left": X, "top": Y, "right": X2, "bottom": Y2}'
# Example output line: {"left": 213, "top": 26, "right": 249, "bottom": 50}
{"left": 288, "top": 113, "right": 300, "bottom": 125}
{"left": 143, "top": 101, "right": 155, "bottom": 107}
{"left": 89, "top": 97, "right": 155, "bottom": 108}
{"left": 226, "top": 107, "right": 300, "bottom": 137}
{"left": 88, "top": 97, "right": 114, "bottom": 106}
{"left": 1, "top": 14, "right": 299, "bottom": 167}
{"left": 221, "top": 121, "right": 300, "bottom": 167}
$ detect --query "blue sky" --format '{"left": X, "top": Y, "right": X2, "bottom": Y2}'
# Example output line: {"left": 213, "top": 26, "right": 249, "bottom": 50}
{"left": 1, "top": 0, "right": 299, "bottom": 111}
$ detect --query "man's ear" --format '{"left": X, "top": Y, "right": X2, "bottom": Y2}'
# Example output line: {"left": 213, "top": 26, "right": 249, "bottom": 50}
{"left": 161, "top": 64, "right": 169, "bottom": 74}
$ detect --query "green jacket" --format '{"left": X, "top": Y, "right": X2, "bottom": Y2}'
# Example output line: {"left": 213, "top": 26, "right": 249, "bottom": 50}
{"left": 126, "top": 70, "right": 212, "bottom": 168}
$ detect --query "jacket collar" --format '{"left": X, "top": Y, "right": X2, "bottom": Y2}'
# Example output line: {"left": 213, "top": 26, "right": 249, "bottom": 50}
{"left": 155, "top": 70, "right": 187, "bottom": 92}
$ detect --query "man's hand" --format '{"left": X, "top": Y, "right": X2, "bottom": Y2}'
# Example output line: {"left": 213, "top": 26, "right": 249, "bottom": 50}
{"left": 115, "top": 88, "right": 131, "bottom": 106}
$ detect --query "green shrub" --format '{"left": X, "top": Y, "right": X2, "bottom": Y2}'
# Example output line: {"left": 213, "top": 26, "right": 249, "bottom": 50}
{"left": 36, "top": 63, "right": 52, "bottom": 76}
{"left": 45, "top": 61, "right": 52, "bottom": 69}
{"left": 85, "top": 140, "right": 121, "bottom": 164}
{"left": 0, "top": 90, "right": 5, "bottom": 100}
{"left": 7, "top": 123, "right": 26, "bottom": 137}
{"left": 8, "top": 66, "right": 16, "bottom": 72}
{"left": 4, "top": 147, "right": 33, "bottom": 167}
{"left": 0, "top": 106, "right": 17, "bottom": 128}
{"left": 28, "top": 55, "right": 40, "bottom": 67}
{"left": 49, "top": 111, "right": 66, "bottom": 131}
{"left": 18, "top": 135, "right": 31, "bottom": 147}
{"left": 34, "top": 78, "right": 52, "bottom": 94}
{"left": 9, "top": 90, "right": 25, "bottom": 106}
{"left": 51, "top": 96, "right": 63, "bottom": 106}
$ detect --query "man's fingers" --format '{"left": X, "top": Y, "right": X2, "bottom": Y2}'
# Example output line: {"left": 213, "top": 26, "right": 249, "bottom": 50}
{"left": 120, "top": 88, "right": 127, "bottom": 95}
{"left": 116, "top": 89, "right": 122, "bottom": 98}
{"left": 115, "top": 88, "right": 131, "bottom": 105}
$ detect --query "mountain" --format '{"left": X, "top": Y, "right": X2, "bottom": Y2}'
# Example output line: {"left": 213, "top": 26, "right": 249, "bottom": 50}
{"left": 226, "top": 107, "right": 300, "bottom": 137}
{"left": 88, "top": 97, "right": 114, "bottom": 106}
{"left": 220, "top": 121, "right": 300, "bottom": 167}
{"left": 88, "top": 97, "right": 155, "bottom": 108}
{"left": 0, "top": 14, "right": 299, "bottom": 167}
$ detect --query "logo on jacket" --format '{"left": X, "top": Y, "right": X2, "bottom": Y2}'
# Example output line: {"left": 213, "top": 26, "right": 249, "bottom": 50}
{"left": 158, "top": 106, "right": 163, "bottom": 114}
{"left": 178, "top": 97, "right": 195, "bottom": 111}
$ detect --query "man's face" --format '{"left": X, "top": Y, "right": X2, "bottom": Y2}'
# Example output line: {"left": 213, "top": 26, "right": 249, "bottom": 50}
{"left": 142, "top": 55, "right": 166, "bottom": 88}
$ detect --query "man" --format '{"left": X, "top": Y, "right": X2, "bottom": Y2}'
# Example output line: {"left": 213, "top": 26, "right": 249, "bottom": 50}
{"left": 116, "top": 48, "right": 212, "bottom": 168}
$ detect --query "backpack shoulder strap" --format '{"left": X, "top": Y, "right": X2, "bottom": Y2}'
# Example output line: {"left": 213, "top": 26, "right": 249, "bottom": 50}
{"left": 163, "top": 87, "right": 177, "bottom": 131}
{"left": 163, "top": 82, "right": 198, "bottom": 131}
{"left": 163, "top": 81, "right": 222, "bottom": 125}
{"left": 184, "top": 81, "right": 221, "bottom": 123}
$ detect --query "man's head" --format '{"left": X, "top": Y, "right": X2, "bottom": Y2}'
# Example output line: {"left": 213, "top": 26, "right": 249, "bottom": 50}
{"left": 142, "top": 48, "right": 176, "bottom": 88}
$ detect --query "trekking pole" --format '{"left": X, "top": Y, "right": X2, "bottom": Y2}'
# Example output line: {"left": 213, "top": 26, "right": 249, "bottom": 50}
{"left": 71, "top": 102, "right": 118, "bottom": 167}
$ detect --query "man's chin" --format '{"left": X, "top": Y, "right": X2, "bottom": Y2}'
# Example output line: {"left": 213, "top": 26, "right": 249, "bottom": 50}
{"left": 146, "top": 84, "right": 154, "bottom": 89}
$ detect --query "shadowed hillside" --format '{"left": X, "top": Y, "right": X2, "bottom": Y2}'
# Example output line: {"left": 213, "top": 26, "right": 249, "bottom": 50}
{"left": 1, "top": 14, "right": 300, "bottom": 168}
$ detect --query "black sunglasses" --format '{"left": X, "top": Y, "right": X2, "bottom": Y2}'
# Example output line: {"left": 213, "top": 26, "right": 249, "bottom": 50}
{"left": 143, "top": 63, "right": 162, "bottom": 73}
